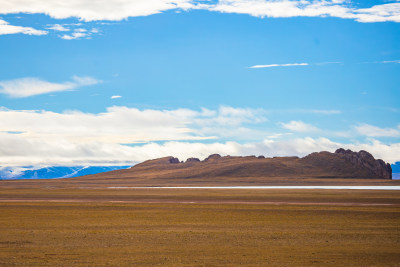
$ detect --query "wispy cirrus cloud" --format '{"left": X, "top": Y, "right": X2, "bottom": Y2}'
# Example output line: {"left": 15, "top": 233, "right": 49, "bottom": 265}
{"left": 0, "top": 76, "right": 100, "bottom": 98}
{"left": 250, "top": 60, "right": 399, "bottom": 69}
{"left": 249, "top": 63, "right": 308, "bottom": 68}
{"left": 361, "top": 59, "right": 400, "bottom": 64}
{"left": 249, "top": 61, "right": 344, "bottom": 69}
{"left": 381, "top": 60, "right": 400, "bottom": 64}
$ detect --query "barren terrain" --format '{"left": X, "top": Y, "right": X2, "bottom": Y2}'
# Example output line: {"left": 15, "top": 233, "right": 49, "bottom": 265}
{"left": 0, "top": 187, "right": 399, "bottom": 266}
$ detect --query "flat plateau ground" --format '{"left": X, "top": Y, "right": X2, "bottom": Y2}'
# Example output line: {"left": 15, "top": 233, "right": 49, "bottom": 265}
{"left": 0, "top": 185, "right": 399, "bottom": 266}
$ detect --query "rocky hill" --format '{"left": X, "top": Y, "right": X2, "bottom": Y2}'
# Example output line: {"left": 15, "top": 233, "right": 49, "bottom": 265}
{"left": 75, "top": 149, "right": 391, "bottom": 185}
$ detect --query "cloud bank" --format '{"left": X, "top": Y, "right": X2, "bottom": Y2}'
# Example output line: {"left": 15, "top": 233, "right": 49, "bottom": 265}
{"left": 0, "top": 106, "right": 266, "bottom": 144}
{"left": 1, "top": 0, "right": 399, "bottom": 23}
{"left": 0, "top": 106, "right": 399, "bottom": 167}
{"left": 1, "top": 1, "right": 398, "bottom": 38}
{"left": 0, "top": 76, "right": 100, "bottom": 97}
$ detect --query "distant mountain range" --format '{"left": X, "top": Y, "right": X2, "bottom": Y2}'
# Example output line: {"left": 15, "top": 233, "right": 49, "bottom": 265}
{"left": 0, "top": 166, "right": 130, "bottom": 180}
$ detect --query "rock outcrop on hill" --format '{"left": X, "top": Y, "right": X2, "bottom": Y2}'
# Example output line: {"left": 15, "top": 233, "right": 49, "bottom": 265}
{"left": 335, "top": 149, "right": 392, "bottom": 179}
{"left": 186, "top": 157, "right": 200, "bottom": 163}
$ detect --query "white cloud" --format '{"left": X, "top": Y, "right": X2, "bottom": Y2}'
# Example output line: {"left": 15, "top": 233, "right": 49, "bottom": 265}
{"left": 46, "top": 24, "right": 69, "bottom": 31}
{"left": 208, "top": 0, "right": 348, "bottom": 19}
{"left": 355, "top": 3, "right": 400, "bottom": 23}
{"left": 209, "top": 0, "right": 400, "bottom": 23}
{"left": 0, "top": 19, "right": 47, "bottom": 35}
{"left": 249, "top": 63, "right": 308, "bottom": 68}
{"left": 61, "top": 32, "right": 89, "bottom": 40}
{"left": 0, "top": 76, "right": 100, "bottom": 98}
{"left": 0, "top": 0, "right": 399, "bottom": 25}
{"left": 355, "top": 124, "right": 400, "bottom": 137}
{"left": 281, "top": 121, "right": 319, "bottom": 132}
{"left": 111, "top": 95, "right": 122, "bottom": 99}
{"left": 0, "top": 0, "right": 196, "bottom": 21}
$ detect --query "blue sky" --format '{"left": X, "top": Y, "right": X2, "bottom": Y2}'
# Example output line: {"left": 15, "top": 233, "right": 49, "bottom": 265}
{"left": 0, "top": 0, "right": 399, "bottom": 167}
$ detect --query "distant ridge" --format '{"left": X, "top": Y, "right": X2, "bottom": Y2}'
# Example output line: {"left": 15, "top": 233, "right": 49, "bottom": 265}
{"left": 75, "top": 149, "right": 392, "bottom": 186}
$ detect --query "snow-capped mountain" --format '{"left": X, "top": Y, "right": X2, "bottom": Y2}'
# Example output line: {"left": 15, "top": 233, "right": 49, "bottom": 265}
{"left": 0, "top": 166, "right": 130, "bottom": 180}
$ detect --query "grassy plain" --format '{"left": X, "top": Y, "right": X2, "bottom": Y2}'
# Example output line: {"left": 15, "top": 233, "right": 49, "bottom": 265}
{"left": 0, "top": 188, "right": 399, "bottom": 266}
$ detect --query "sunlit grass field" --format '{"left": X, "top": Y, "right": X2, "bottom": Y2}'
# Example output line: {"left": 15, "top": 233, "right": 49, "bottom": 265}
{"left": 0, "top": 189, "right": 399, "bottom": 266}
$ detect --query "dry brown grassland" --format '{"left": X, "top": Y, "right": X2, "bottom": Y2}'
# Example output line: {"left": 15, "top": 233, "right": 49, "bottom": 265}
{"left": 0, "top": 188, "right": 399, "bottom": 266}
